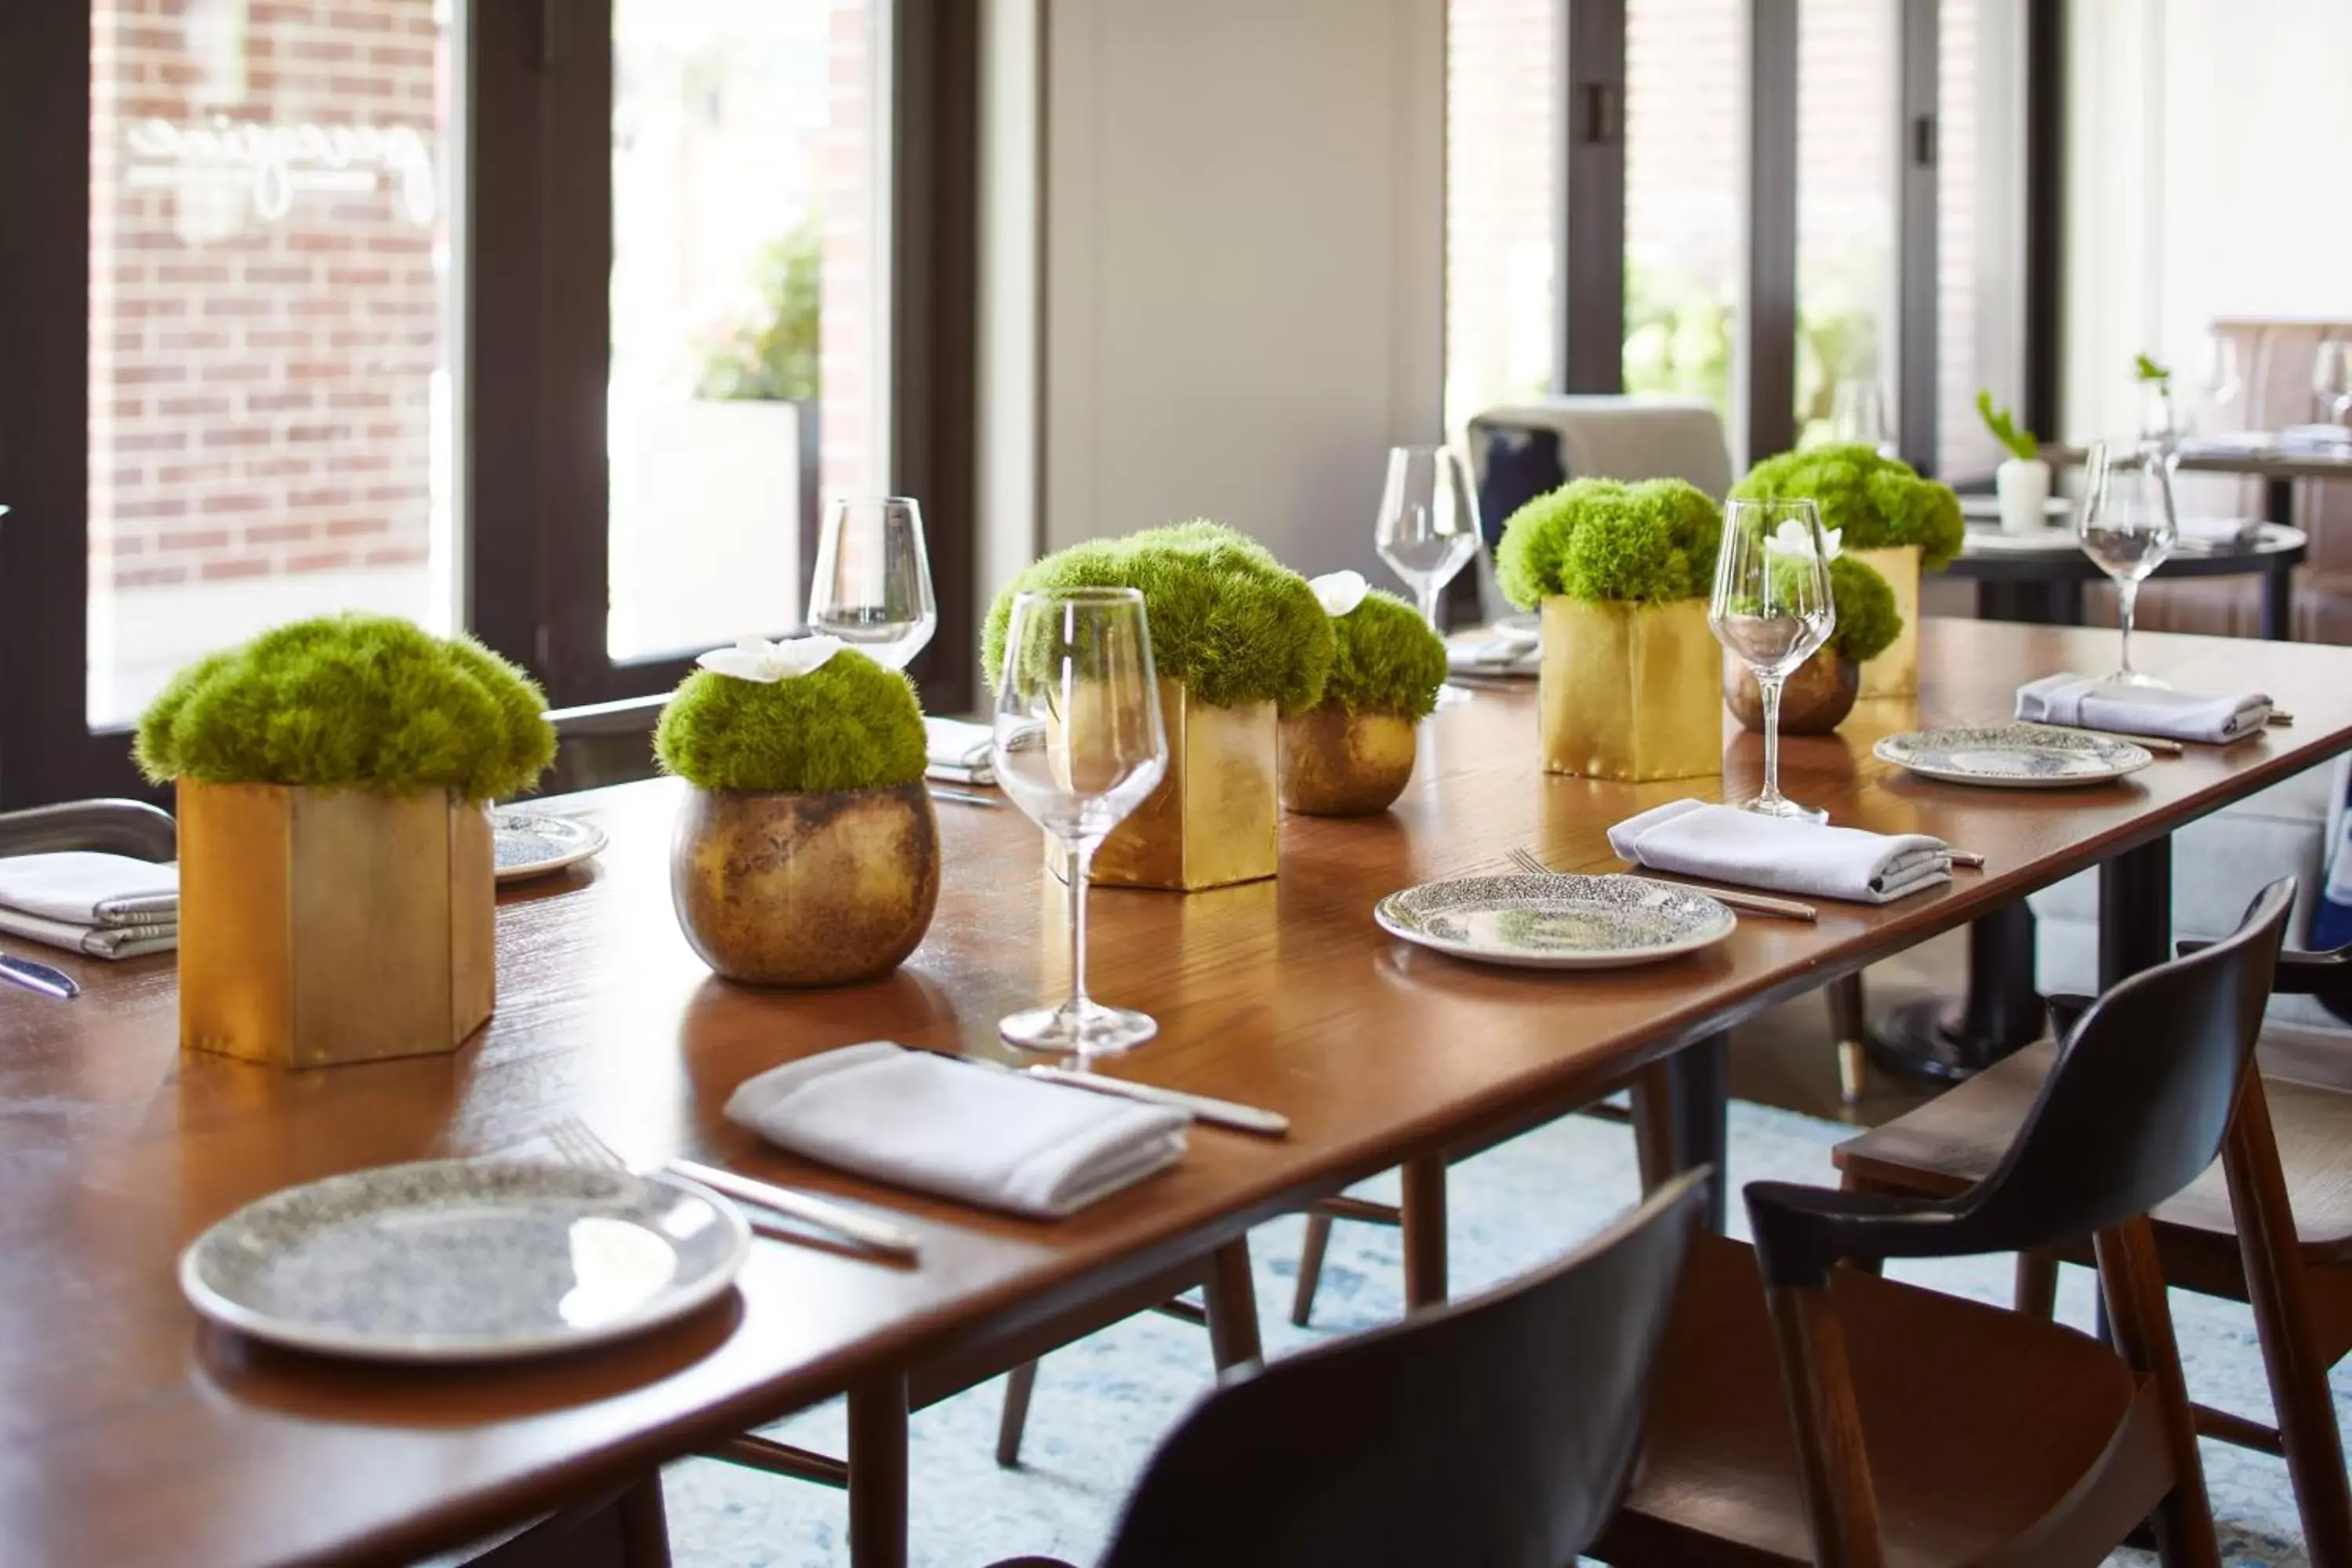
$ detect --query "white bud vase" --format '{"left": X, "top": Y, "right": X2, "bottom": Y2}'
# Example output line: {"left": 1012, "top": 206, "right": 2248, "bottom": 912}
{"left": 1995, "top": 457, "right": 2051, "bottom": 535}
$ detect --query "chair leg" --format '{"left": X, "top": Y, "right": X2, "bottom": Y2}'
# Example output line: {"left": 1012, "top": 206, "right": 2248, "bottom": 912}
{"left": 1401, "top": 1156, "right": 1449, "bottom": 1311}
{"left": 1291, "top": 1208, "right": 1334, "bottom": 1327}
{"left": 2093, "top": 1218, "right": 2221, "bottom": 1568}
{"left": 848, "top": 1377, "right": 910, "bottom": 1568}
{"left": 1204, "top": 1236, "right": 1264, "bottom": 1374}
{"left": 616, "top": 1475, "right": 671, "bottom": 1568}
{"left": 995, "top": 1359, "right": 1040, "bottom": 1468}
{"left": 1827, "top": 973, "right": 1868, "bottom": 1105}
{"left": 2013, "top": 1249, "right": 2060, "bottom": 1319}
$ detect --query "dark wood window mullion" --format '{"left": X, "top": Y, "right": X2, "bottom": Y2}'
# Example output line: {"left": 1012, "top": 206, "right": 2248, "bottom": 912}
{"left": 2023, "top": 0, "right": 2065, "bottom": 441}
{"left": 1557, "top": 0, "right": 1627, "bottom": 396}
{"left": 1743, "top": 0, "right": 1800, "bottom": 466}
{"left": 1896, "top": 0, "right": 1939, "bottom": 472}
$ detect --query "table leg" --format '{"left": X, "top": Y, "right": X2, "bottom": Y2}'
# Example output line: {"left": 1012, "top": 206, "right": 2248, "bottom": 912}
{"left": 1629, "top": 1033, "right": 1730, "bottom": 1233}
{"left": 1400, "top": 1155, "right": 1449, "bottom": 1310}
{"left": 2264, "top": 557, "right": 2296, "bottom": 641}
{"left": 1203, "top": 1236, "right": 1264, "bottom": 1373}
{"left": 848, "top": 1376, "right": 909, "bottom": 1568}
{"left": 1867, "top": 902, "right": 2047, "bottom": 1082}
{"left": 2100, "top": 836, "right": 2174, "bottom": 987}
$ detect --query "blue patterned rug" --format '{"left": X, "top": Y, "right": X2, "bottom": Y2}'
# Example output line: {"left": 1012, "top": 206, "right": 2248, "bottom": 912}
{"left": 660, "top": 1102, "right": 2319, "bottom": 1567}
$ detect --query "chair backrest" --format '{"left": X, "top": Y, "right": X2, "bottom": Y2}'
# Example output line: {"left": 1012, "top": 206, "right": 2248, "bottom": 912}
{"left": 1747, "top": 879, "right": 2294, "bottom": 1287}
{"left": 1467, "top": 396, "right": 1735, "bottom": 544}
{"left": 1093, "top": 1173, "right": 1708, "bottom": 1568}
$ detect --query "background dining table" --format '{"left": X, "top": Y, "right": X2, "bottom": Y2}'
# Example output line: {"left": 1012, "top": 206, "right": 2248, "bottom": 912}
{"left": 7, "top": 620, "right": 2352, "bottom": 1568}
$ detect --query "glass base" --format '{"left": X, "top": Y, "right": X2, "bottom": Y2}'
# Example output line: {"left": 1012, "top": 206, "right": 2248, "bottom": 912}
{"left": 2107, "top": 669, "right": 2170, "bottom": 689}
{"left": 1737, "top": 793, "right": 1828, "bottom": 825}
{"left": 1433, "top": 681, "right": 1475, "bottom": 707}
{"left": 1000, "top": 997, "right": 1158, "bottom": 1058}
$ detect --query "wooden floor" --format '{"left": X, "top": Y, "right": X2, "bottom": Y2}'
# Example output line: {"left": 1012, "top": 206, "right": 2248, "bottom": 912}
{"left": 1730, "top": 931, "right": 1964, "bottom": 1127}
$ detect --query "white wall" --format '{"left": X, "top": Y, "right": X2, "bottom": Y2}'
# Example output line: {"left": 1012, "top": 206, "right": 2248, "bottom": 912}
{"left": 2064, "top": 0, "right": 2352, "bottom": 444}
{"left": 1035, "top": 0, "right": 1446, "bottom": 580}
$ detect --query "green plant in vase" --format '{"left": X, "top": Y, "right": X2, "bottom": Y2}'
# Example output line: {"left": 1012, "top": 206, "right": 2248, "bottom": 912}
{"left": 1279, "top": 572, "right": 1448, "bottom": 816}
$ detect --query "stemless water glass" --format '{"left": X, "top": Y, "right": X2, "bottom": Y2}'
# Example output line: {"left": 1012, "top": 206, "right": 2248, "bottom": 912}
{"left": 2315, "top": 341, "right": 2352, "bottom": 430}
{"left": 1711, "top": 499, "right": 1838, "bottom": 823}
{"left": 807, "top": 496, "right": 938, "bottom": 670}
{"left": 992, "top": 587, "right": 1170, "bottom": 1056}
{"left": 2074, "top": 441, "right": 2178, "bottom": 688}
{"left": 1374, "top": 444, "right": 1480, "bottom": 630}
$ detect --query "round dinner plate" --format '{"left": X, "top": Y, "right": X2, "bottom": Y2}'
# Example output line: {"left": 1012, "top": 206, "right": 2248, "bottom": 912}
{"left": 180, "top": 1157, "right": 752, "bottom": 1363}
{"left": 493, "top": 810, "right": 608, "bottom": 883}
{"left": 1374, "top": 873, "right": 1736, "bottom": 971}
{"left": 1875, "top": 724, "right": 2153, "bottom": 789}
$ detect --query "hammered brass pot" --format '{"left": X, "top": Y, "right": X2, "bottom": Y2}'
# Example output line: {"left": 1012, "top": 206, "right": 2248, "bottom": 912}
{"left": 1279, "top": 707, "right": 1417, "bottom": 816}
{"left": 1725, "top": 648, "right": 1862, "bottom": 735}
{"left": 671, "top": 781, "right": 940, "bottom": 986}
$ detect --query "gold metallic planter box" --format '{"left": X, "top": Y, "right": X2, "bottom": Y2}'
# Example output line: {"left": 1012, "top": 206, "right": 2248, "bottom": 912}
{"left": 177, "top": 780, "right": 495, "bottom": 1069}
{"left": 1537, "top": 595, "right": 1722, "bottom": 782}
{"left": 1849, "top": 543, "right": 1921, "bottom": 699}
{"left": 1052, "top": 677, "right": 1278, "bottom": 891}
{"left": 1279, "top": 707, "right": 1417, "bottom": 817}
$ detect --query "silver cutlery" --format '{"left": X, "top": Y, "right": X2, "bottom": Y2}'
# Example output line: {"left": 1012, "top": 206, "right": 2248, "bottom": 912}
{"left": 1507, "top": 846, "right": 1818, "bottom": 922}
{"left": 546, "top": 1116, "right": 920, "bottom": 1260}
{"left": 0, "top": 953, "right": 77, "bottom": 1000}
{"left": 927, "top": 785, "right": 1001, "bottom": 808}
{"left": 956, "top": 1054, "right": 1290, "bottom": 1136}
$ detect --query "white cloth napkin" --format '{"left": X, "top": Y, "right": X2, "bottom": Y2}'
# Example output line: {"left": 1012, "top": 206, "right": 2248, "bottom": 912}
{"left": 0, "top": 852, "right": 176, "bottom": 926}
{"left": 1607, "top": 799, "right": 1953, "bottom": 905}
{"left": 2016, "top": 671, "right": 2270, "bottom": 743}
{"left": 724, "top": 1041, "right": 1189, "bottom": 1219}
{"left": 924, "top": 717, "right": 996, "bottom": 785}
{"left": 0, "top": 907, "right": 174, "bottom": 959}
{"left": 2174, "top": 516, "right": 2263, "bottom": 548}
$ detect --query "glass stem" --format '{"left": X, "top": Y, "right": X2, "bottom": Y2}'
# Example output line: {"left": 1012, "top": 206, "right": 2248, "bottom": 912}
{"left": 2117, "top": 579, "right": 2140, "bottom": 675}
{"left": 1417, "top": 583, "right": 1443, "bottom": 632}
{"left": 1064, "top": 838, "right": 1094, "bottom": 1018}
{"left": 1759, "top": 675, "right": 1785, "bottom": 803}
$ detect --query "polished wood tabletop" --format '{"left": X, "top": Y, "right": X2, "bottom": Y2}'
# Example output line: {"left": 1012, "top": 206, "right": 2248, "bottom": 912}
{"left": 7, "top": 620, "right": 2352, "bottom": 1568}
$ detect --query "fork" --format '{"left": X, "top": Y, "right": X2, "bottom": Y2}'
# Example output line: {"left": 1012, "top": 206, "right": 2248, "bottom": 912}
{"left": 1507, "top": 845, "right": 1818, "bottom": 922}
{"left": 546, "top": 1116, "right": 920, "bottom": 1260}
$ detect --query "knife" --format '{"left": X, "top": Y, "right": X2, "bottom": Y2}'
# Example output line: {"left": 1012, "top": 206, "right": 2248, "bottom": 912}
{"left": 960, "top": 1054, "right": 1290, "bottom": 1137}
{"left": 0, "top": 953, "right": 78, "bottom": 1000}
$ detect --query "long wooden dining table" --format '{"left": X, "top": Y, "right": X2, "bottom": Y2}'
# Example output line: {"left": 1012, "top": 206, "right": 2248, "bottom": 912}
{"left": 9, "top": 619, "right": 2352, "bottom": 1568}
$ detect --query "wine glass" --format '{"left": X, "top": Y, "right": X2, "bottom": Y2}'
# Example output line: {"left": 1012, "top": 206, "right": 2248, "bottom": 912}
{"left": 991, "top": 587, "right": 1170, "bottom": 1056}
{"left": 1375, "top": 445, "right": 1479, "bottom": 631}
{"left": 2314, "top": 340, "right": 2352, "bottom": 429}
{"left": 1830, "top": 379, "right": 1891, "bottom": 453}
{"left": 2198, "top": 332, "right": 2244, "bottom": 434}
{"left": 807, "top": 496, "right": 937, "bottom": 670}
{"left": 1710, "top": 499, "right": 1838, "bottom": 823}
{"left": 2074, "top": 441, "right": 2178, "bottom": 688}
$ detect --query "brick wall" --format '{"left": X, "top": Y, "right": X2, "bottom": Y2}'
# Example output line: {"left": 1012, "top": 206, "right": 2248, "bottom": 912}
{"left": 89, "top": 0, "right": 446, "bottom": 593}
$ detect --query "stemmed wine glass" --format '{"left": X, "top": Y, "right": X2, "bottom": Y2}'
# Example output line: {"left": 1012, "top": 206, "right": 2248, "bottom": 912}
{"left": 1376, "top": 444, "right": 1480, "bottom": 705}
{"left": 1830, "top": 379, "right": 1891, "bottom": 453}
{"left": 2199, "top": 332, "right": 2245, "bottom": 434}
{"left": 991, "top": 587, "right": 1170, "bottom": 1056}
{"left": 807, "top": 496, "right": 938, "bottom": 670}
{"left": 2314, "top": 341, "right": 2352, "bottom": 431}
{"left": 2074, "top": 441, "right": 2177, "bottom": 688}
{"left": 1710, "top": 499, "right": 1838, "bottom": 823}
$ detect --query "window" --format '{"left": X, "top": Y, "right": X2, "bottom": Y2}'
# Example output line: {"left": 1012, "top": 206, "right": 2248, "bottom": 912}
{"left": 1443, "top": 0, "right": 1559, "bottom": 432}
{"left": 1794, "top": 0, "right": 1898, "bottom": 448}
{"left": 1622, "top": 0, "right": 1743, "bottom": 422}
{"left": 1936, "top": 0, "right": 2030, "bottom": 481}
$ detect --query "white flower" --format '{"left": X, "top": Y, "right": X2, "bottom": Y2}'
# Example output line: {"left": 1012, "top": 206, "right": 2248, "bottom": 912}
{"left": 695, "top": 633, "right": 845, "bottom": 684}
{"left": 1308, "top": 568, "right": 1370, "bottom": 618}
{"left": 1765, "top": 517, "right": 1841, "bottom": 561}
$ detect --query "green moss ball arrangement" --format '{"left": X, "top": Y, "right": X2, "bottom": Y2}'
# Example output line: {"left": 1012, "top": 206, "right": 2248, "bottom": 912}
{"left": 1824, "top": 554, "right": 1902, "bottom": 662}
{"left": 134, "top": 614, "right": 554, "bottom": 801}
{"left": 1495, "top": 477, "right": 1722, "bottom": 609}
{"left": 1316, "top": 590, "right": 1449, "bottom": 720}
{"left": 655, "top": 651, "right": 926, "bottom": 795}
{"left": 981, "top": 521, "right": 1334, "bottom": 713}
{"left": 1731, "top": 445, "right": 1965, "bottom": 570}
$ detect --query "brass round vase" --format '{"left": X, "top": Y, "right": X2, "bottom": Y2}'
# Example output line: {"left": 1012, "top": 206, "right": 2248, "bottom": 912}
{"left": 1279, "top": 706, "right": 1417, "bottom": 817}
{"left": 1725, "top": 648, "right": 1862, "bottom": 736}
{"left": 671, "top": 781, "right": 940, "bottom": 986}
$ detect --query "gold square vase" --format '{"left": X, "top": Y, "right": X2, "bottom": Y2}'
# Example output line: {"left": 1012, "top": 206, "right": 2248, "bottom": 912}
{"left": 178, "top": 780, "right": 495, "bottom": 1069}
{"left": 1051, "top": 677, "right": 1279, "bottom": 891}
{"left": 1849, "top": 543, "right": 1921, "bottom": 699}
{"left": 1538, "top": 595, "right": 1723, "bottom": 782}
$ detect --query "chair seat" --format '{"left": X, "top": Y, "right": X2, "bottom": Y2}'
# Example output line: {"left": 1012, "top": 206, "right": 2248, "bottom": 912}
{"left": 1599, "top": 1233, "right": 2171, "bottom": 1567}
{"left": 1836, "top": 1044, "right": 2352, "bottom": 1264}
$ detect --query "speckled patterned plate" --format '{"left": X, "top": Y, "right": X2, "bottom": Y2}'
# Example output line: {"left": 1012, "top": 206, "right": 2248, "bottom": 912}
{"left": 180, "top": 1158, "right": 751, "bottom": 1362}
{"left": 492, "top": 811, "right": 608, "bottom": 884}
{"left": 1875, "top": 724, "right": 2153, "bottom": 789}
{"left": 1374, "top": 873, "right": 1736, "bottom": 971}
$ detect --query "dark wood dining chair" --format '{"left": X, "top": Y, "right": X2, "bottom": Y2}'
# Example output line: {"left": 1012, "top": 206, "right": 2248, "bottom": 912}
{"left": 1596, "top": 877, "right": 2293, "bottom": 1568}
{"left": 1835, "top": 912, "right": 2352, "bottom": 1565}
{"left": 983, "top": 1171, "right": 1706, "bottom": 1568}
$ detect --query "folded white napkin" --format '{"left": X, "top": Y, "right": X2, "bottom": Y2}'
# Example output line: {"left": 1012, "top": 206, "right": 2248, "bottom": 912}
{"left": 2174, "top": 516, "right": 2263, "bottom": 548}
{"left": 0, "top": 907, "right": 175, "bottom": 959}
{"left": 924, "top": 717, "right": 996, "bottom": 786}
{"left": 2180, "top": 430, "right": 2277, "bottom": 457}
{"left": 2280, "top": 424, "right": 2352, "bottom": 451}
{"left": 2016, "top": 671, "right": 2270, "bottom": 743}
{"left": 1607, "top": 799, "right": 1952, "bottom": 905}
{"left": 0, "top": 852, "right": 176, "bottom": 927}
{"left": 724, "top": 1041, "right": 1189, "bottom": 1219}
